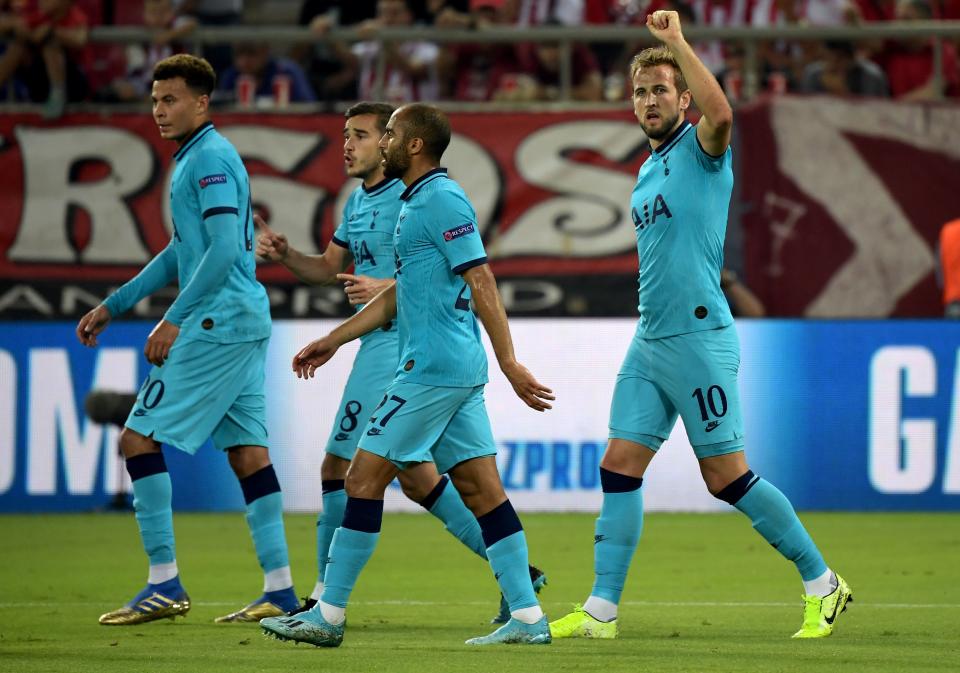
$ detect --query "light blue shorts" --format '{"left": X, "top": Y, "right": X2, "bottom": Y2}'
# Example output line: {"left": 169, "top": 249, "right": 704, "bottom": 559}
{"left": 323, "top": 331, "right": 399, "bottom": 461}
{"left": 125, "top": 336, "right": 269, "bottom": 454}
{"left": 609, "top": 324, "right": 744, "bottom": 459}
{"left": 358, "top": 380, "right": 496, "bottom": 474}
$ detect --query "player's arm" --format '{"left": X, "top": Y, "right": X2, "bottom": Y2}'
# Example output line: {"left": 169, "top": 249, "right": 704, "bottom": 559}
{"left": 463, "top": 264, "right": 554, "bottom": 412}
{"left": 77, "top": 242, "right": 179, "bottom": 347}
{"left": 647, "top": 10, "right": 733, "bottom": 156}
{"left": 292, "top": 283, "right": 397, "bottom": 379}
{"left": 256, "top": 214, "right": 352, "bottom": 285}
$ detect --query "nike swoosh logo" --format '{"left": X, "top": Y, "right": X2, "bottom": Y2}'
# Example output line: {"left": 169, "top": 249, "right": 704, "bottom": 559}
{"left": 823, "top": 592, "right": 844, "bottom": 624}
{"left": 705, "top": 420, "right": 722, "bottom": 432}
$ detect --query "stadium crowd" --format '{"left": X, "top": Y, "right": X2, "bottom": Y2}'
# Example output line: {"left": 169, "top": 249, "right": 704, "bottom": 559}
{"left": 0, "top": 0, "right": 957, "bottom": 117}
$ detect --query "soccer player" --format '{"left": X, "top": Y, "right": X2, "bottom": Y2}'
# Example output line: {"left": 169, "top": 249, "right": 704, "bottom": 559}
{"left": 260, "top": 103, "right": 554, "bottom": 647}
{"left": 548, "top": 11, "right": 853, "bottom": 640}
{"left": 76, "top": 54, "right": 298, "bottom": 625}
{"left": 256, "top": 101, "right": 544, "bottom": 621}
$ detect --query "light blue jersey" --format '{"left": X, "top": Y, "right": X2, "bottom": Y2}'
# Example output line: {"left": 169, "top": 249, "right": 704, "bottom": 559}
{"left": 393, "top": 168, "right": 488, "bottom": 388}
{"left": 105, "top": 122, "right": 270, "bottom": 344}
{"left": 167, "top": 122, "right": 269, "bottom": 343}
{"left": 631, "top": 120, "right": 734, "bottom": 339}
{"left": 332, "top": 177, "right": 404, "bottom": 337}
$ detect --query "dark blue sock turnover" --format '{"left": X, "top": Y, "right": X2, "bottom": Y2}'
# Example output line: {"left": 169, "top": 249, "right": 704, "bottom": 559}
{"left": 715, "top": 470, "right": 759, "bottom": 505}
{"left": 599, "top": 466, "right": 643, "bottom": 493}
{"left": 342, "top": 497, "right": 384, "bottom": 533}
{"left": 125, "top": 452, "right": 167, "bottom": 481}
{"left": 477, "top": 500, "right": 524, "bottom": 548}
{"left": 418, "top": 476, "right": 450, "bottom": 511}
{"left": 239, "top": 465, "right": 282, "bottom": 505}
{"left": 321, "top": 479, "right": 345, "bottom": 494}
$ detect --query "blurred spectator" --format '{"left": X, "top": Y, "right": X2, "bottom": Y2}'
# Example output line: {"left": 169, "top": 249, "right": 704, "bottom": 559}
{"left": 939, "top": 218, "right": 960, "bottom": 318}
{"left": 877, "top": 0, "right": 960, "bottom": 99}
{"left": 0, "top": 0, "right": 30, "bottom": 101}
{"left": 439, "top": 0, "right": 515, "bottom": 100}
{"left": 0, "top": 0, "right": 90, "bottom": 118}
{"left": 95, "top": 0, "right": 196, "bottom": 102}
{"left": 295, "top": 0, "right": 377, "bottom": 102}
{"left": 801, "top": 40, "right": 889, "bottom": 96}
{"left": 177, "top": 0, "right": 243, "bottom": 75}
{"left": 299, "top": 0, "right": 377, "bottom": 33}
{"left": 423, "top": 0, "right": 471, "bottom": 24}
{"left": 218, "top": 42, "right": 317, "bottom": 105}
{"left": 855, "top": 0, "right": 897, "bottom": 20}
{"left": 505, "top": 0, "right": 584, "bottom": 25}
{"left": 508, "top": 20, "right": 603, "bottom": 101}
{"left": 335, "top": 0, "right": 441, "bottom": 102}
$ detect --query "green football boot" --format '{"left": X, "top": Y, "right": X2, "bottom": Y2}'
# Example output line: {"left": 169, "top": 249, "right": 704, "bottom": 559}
{"left": 549, "top": 604, "right": 618, "bottom": 639}
{"left": 792, "top": 574, "right": 853, "bottom": 639}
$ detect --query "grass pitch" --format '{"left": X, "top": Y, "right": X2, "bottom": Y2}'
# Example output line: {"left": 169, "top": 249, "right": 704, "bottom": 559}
{"left": 2, "top": 512, "right": 958, "bottom": 673}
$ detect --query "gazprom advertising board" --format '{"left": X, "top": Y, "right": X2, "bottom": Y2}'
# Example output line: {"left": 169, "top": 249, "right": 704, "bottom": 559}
{"left": 0, "top": 320, "right": 957, "bottom": 512}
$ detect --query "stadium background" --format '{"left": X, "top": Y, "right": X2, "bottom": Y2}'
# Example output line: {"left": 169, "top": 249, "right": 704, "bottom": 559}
{"left": 1, "top": 5, "right": 959, "bottom": 672}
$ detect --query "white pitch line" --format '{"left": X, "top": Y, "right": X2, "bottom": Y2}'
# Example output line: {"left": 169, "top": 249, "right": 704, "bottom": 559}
{"left": 1, "top": 600, "right": 959, "bottom": 609}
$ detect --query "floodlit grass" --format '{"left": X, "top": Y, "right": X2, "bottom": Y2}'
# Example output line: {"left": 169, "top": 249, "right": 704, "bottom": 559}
{"left": 2, "top": 512, "right": 958, "bottom": 672}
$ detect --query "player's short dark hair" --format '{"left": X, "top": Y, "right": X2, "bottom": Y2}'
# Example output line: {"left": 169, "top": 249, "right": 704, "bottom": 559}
{"left": 153, "top": 54, "right": 216, "bottom": 96}
{"left": 396, "top": 104, "right": 450, "bottom": 162}
{"left": 629, "top": 46, "right": 688, "bottom": 92}
{"left": 345, "top": 102, "right": 395, "bottom": 135}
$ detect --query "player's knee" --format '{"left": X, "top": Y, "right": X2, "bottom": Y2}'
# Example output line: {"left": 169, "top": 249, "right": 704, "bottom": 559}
{"left": 708, "top": 470, "right": 757, "bottom": 504}
{"left": 344, "top": 471, "right": 385, "bottom": 500}
{"left": 119, "top": 427, "right": 157, "bottom": 459}
{"left": 397, "top": 476, "right": 431, "bottom": 503}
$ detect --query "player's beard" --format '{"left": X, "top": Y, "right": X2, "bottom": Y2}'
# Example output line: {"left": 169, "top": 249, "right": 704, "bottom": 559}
{"left": 641, "top": 109, "right": 681, "bottom": 141}
{"left": 382, "top": 145, "right": 411, "bottom": 179}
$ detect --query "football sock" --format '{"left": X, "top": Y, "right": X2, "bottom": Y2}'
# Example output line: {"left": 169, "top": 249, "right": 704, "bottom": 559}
{"left": 582, "top": 596, "right": 618, "bottom": 622}
{"left": 717, "top": 471, "right": 828, "bottom": 583}
{"left": 803, "top": 568, "right": 838, "bottom": 598}
{"left": 126, "top": 453, "right": 176, "bottom": 579}
{"left": 587, "top": 467, "right": 644, "bottom": 616}
{"left": 478, "top": 500, "right": 542, "bottom": 623}
{"left": 419, "top": 476, "right": 487, "bottom": 560}
{"left": 239, "top": 466, "right": 292, "bottom": 589}
{"left": 147, "top": 561, "right": 179, "bottom": 585}
{"left": 315, "top": 479, "right": 347, "bottom": 599}
{"left": 320, "top": 497, "right": 382, "bottom": 613}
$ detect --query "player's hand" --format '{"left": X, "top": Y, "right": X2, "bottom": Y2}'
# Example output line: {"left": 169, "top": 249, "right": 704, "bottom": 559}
{"left": 501, "top": 360, "right": 555, "bottom": 412}
{"left": 646, "top": 10, "right": 684, "bottom": 45}
{"left": 293, "top": 336, "right": 339, "bottom": 379}
{"left": 255, "top": 214, "right": 290, "bottom": 262}
{"left": 76, "top": 304, "right": 112, "bottom": 347}
{"left": 144, "top": 319, "right": 180, "bottom": 367}
{"left": 337, "top": 274, "right": 394, "bottom": 306}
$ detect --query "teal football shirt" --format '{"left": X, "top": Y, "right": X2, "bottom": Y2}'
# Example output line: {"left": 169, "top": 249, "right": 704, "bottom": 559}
{"left": 167, "top": 122, "right": 270, "bottom": 343}
{"left": 393, "top": 168, "right": 488, "bottom": 387}
{"left": 631, "top": 120, "right": 734, "bottom": 339}
{"left": 332, "top": 177, "right": 404, "bottom": 335}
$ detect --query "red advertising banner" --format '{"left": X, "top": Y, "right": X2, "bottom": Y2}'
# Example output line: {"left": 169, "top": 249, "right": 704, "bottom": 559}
{"left": 0, "top": 109, "right": 649, "bottom": 318}
{"left": 739, "top": 97, "right": 958, "bottom": 318}
{"left": 1, "top": 100, "right": 956, "bottom": 318}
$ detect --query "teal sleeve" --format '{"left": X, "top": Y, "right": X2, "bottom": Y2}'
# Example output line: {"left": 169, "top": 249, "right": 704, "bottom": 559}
{"left": 103, "top": 243, "right": 178, "bottom": 317}
{"left": 164, "top": 211, "right": 240, "bottom": 326}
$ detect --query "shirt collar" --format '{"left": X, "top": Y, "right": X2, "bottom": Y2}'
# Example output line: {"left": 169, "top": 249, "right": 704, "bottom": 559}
{"left": 400, "top": 168, "right": 448, "bottom": 201}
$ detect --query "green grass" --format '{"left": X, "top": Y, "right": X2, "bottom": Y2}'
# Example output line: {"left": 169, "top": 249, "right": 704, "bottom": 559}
{"left": 2, "top": 512, "right": 959, "bottom": 672}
